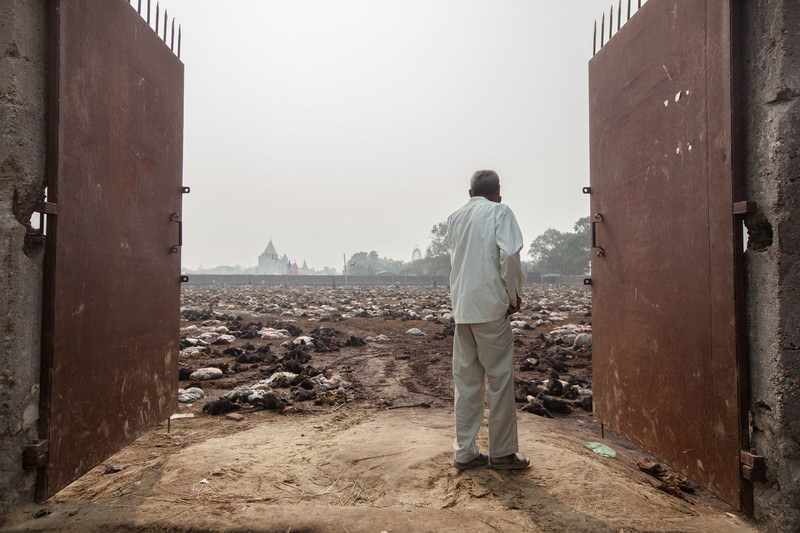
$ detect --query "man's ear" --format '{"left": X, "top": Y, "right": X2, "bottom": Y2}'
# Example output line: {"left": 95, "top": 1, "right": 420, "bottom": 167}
{"left": 468, "top": 190, "right": 475, "bottom": 198}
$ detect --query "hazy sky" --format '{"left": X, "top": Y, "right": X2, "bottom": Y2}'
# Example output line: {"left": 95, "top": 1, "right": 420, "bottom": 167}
{"left": 163, "top": 0, "right": 620, "bottom": 272}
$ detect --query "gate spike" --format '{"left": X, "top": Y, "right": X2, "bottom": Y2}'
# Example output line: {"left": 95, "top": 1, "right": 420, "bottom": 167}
{"left": 617, "top": 0, "right": 621, "bottom": 30}
{"left": 638, "top": 0, "right": 641, "bottom": 8}
{"left": 609, "top": 5, "right": 613, "bottom": 40}
{"left": 170, "top": 18, "right": 175, "bottom": 51}
{"left": 163, "top": 9, "right": 168, "bottom": 41}
{"left": 137, "top": 0, "right": 141, "bottom": 14}
{"left": 155, "top": 2, "right": 159, "bottom": 33}
{"left": 627, "top": 0, "right": 631, "bottom": 20}
{"left": 593, "top": 20, "right": 597, "bottom": 55}
{"left": 146, "top": 0, "right": 151, "bottom": 24}
{"left": 177, "top": 24, "right": 181, "bottom": 59}
{"left": 600, "top": 13, "right": 605, "bottom": 47}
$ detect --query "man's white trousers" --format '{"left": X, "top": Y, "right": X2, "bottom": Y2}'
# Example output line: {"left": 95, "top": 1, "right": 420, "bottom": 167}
{"left": 452, "top": 315, "right": 519, "bottom": 462}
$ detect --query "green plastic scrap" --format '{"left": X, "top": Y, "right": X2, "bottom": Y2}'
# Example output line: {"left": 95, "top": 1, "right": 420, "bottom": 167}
{"left": 586, "top": 441, "right": 616, "bottom": 458}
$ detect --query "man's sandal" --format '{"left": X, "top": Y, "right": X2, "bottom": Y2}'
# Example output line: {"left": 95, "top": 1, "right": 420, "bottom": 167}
{"left": 489, "top": 453, "right": 530, "bottom": 470}
{"left": 452, "top": 452, "right": 489, "bottom": 470}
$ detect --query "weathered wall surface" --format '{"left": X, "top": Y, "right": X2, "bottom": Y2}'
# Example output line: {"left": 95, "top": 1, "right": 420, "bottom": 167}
{"left": 742, "top": 1, "right": 800, "bottom": 531}
{"left": 0, "top": 0, "right": 47, "bottom": 520}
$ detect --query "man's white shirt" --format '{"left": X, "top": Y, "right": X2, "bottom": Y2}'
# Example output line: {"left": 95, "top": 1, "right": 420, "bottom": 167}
{"left": 447, "top": 196, "right": 524, "bottom": 324}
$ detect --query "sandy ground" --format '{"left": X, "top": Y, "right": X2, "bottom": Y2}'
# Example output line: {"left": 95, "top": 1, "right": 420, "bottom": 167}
{"left": 2, "top": 285, "right": 761, "bottom": 532}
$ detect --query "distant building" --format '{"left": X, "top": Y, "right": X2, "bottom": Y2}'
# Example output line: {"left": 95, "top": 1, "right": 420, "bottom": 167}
{"left": 258, "top": 239, "right": 290, "bottom": 274}
{"left": 412, "top": 247, "right": 422, "bottom": 262}
{"left": 258, "top": 240, "right": 315, "bottom": 275}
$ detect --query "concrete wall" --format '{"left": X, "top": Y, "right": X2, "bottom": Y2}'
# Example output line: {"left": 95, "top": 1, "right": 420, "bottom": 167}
{"left": 742, "top": 1, "right": 800, "bottom": 531}
{"left": 0, "top": 0, "right": 47, "bottom": 521}
{"left": 185, "top": 274, "right": 450, "bottom": 287}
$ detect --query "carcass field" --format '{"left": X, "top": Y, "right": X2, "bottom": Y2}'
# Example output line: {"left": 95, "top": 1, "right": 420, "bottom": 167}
{"left": 175, "top": 284, "right": 593, "bottom": 419}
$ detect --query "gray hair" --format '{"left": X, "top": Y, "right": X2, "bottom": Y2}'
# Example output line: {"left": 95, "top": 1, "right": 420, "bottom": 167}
{"left": 470, "top": 170, "right": 500, "bottom": 197}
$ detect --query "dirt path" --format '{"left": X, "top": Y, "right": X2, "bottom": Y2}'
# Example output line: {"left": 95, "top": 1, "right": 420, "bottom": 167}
{"left": 6, "top": 407, "right": 757, "bottom": 532}
{"left": 2, "top": 285, "right": 761, "bottom": 532}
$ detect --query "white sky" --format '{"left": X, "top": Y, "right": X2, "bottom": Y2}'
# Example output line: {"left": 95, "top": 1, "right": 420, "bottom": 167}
{"left": 164, "top": 0, "right": 616, "bottom": 272}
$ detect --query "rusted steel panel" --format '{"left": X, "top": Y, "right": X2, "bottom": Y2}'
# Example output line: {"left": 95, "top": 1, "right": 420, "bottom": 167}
{"left": 705, "top": 0, "right": 749, "bottom": 510}
{"left": 588, "top": 0, "right": 742, "bottom": 507}
{"left": 41, "top": 0, "right": 183, "bottom": 498}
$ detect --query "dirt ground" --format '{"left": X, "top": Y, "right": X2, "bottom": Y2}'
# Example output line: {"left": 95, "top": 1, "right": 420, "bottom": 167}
{"left": 3, "top": 285, "right": 760, "bottom": 532}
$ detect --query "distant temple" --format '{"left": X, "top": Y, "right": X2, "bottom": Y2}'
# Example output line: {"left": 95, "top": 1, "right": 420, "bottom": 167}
{"left": 257, "top": 239, "right": 313, "bottom": 275}
{"left": 257, "top": 239, "right": 287, "bottom": 274}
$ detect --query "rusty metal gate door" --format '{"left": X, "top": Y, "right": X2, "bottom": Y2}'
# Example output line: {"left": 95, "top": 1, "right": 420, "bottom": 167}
{"left": 588, "top": 1, "right": 746, "bottom": 507}
{"left": 39, "top": 0, "right": 184, "bottom": 498}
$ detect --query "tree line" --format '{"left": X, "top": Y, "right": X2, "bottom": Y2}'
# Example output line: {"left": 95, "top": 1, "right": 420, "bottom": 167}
{"left": 346, "top": 216, "right": 590, "bottom": 277}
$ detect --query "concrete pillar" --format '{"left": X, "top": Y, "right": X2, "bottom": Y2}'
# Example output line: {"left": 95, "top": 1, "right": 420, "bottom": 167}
{"left": 0, "top": 0, "right": 47, "bottom": 521}
{"left": 742, "top": 0, "right": 800, "bottom": 530}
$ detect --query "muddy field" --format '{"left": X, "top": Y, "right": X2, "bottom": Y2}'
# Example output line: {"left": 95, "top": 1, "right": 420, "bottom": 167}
{"left": 173, "top": 284, "right": 593, "bottom": 419}
{"left": 3, "top": 284, "right": 759, "bottom": 532}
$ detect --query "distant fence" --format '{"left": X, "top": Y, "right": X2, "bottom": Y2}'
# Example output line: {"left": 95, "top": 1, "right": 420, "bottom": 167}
{"left": 183, "top": 273, "right": 588, "bottom": 288}
{"left": 183, "top": 274, "right": 449, "bottom": 287}
{"left": 539, "top": 274, "right": 588, "bottom": 286}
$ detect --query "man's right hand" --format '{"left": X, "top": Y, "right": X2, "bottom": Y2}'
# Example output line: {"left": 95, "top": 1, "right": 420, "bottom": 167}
{"left": 506, "top": 296, "right": 521, "bottom": 316}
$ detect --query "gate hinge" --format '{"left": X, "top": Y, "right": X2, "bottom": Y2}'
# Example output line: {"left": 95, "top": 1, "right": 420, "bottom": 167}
{"left": 34, "top": 202, "right": 58, "bottom": 215}
{"left": 23, "top": 440, "right": 49, "bottom": 470}
{"left": 740, "top": 450, "right": 767, "bottom": 482}
{"left": 733, "top": 201, "right": 756, "bottom": 215}
{"left": 583, "top": 278, "right": 592, "bottom": 286}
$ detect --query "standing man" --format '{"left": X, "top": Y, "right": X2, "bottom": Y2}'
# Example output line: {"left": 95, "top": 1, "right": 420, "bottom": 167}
{"left": 447, "top": 170, "right": 529, "bottom": 470}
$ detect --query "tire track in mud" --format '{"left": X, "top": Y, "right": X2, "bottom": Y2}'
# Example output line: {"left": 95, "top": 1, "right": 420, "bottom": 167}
{"left": 402, "top": 350, "right": 453, "bottom": 405}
